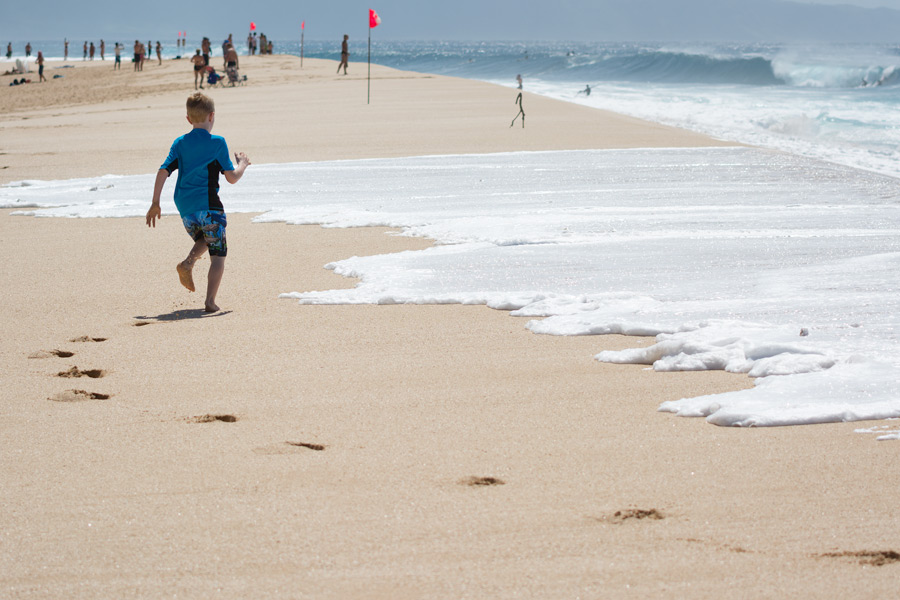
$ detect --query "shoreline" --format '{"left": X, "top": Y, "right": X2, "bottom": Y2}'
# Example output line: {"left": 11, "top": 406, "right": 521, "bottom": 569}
{"left": 0, "top": 54, "right": 734, "bottom": 185}
{"left": 3, "top": 55, "right": 898, "bottom": 598}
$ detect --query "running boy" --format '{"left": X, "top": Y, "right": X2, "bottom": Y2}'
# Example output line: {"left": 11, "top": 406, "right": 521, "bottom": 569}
{"left": 146, "top": 92, "right": 251, "bottom": 312}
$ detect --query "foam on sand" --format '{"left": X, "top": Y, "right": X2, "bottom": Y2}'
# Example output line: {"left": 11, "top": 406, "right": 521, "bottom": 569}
{"left": 4, "top": 146, "right": 899, "bottom": 430}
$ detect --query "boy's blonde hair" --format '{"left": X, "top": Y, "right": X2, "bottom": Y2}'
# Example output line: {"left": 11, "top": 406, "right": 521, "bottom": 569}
{"left": 186, "top": 92, "right": 215, "bottom": 124}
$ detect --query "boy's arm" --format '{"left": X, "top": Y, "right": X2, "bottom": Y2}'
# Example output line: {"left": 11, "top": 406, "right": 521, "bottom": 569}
{"left": 223, "top": 152, "right": 251, "bottom": 184}
{"left": 146, "top": 169, "right": 169, "bottom": 227}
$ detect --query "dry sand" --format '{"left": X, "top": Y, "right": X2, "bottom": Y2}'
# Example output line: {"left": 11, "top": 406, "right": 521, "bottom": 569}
{"left": 0, "top": 55, "right": 731, "bottom": 184}
{"left": 2, "top": 55, "right": 898, "bottom": 599}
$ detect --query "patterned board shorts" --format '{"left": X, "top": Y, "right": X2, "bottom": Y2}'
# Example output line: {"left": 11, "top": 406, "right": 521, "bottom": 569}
{"left": 182, "top": 210, "right": 227, "bottom": 257}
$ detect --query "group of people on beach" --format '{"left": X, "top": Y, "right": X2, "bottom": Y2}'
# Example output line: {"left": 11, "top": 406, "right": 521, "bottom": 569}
{"left": 4, "top": 42, "right": 45, "bottom": 83}
{"left": 71, "top": 40, "right": 107, "bottom": 61}
{"left": 6, "top": 42, "right": 27, "bottom": 58}
{"left": 131, "top": 41, "right": 163, "bottom": 71}
{"left": 247, "top": 32, "right": 272, "bottom": 55}
{"left": 189, "top": 35, "right": 244, "bottom": 89}
{"left": 61, "top": 38, "right": 155, "bottom": 65}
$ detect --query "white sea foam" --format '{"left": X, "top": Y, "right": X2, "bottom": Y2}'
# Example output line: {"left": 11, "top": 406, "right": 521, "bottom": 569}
{"left": 3, "top": 147, "right": 899, "bottom": 431}
{"left": 520, "top": 78, "right": 900, "bottom": 179}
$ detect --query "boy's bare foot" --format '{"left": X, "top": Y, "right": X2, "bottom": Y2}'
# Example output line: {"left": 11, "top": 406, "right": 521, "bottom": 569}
{"left": 204, "top": 303, "right": 219, "bottom": 313}
{"left": 176, "top": 261, "right": 195, "bottom": 292}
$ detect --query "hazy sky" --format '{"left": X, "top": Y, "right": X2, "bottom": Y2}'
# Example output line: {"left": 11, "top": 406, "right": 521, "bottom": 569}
{"left": 5, "top": 0, "right": 900, "bottom": 43}
{"left": 795, "top": 0, "right": 899, "bottom": 5}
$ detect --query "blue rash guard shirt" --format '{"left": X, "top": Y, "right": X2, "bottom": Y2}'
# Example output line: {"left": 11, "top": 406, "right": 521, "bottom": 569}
{"left": 160, "top": 128, "right": 235, "bottom": 216}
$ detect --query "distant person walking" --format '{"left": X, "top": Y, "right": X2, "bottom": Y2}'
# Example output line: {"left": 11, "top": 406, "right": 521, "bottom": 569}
{"left": 201, "top": 37, "right": 211, "bottom": 66}
{"left": 83, "top": 41, "right": 87, "bottom": 60}
{"left": 337, "top": 34, "right": 349, "bottom": 75}
{"left": 37, "top": 51, "right": 46, "bottom": 82}
{"left": 516, "top": 74, "right": 522, "bottom": 89}
{"left": 156, "top": 41, "right": 162, "bottom": 65}
{"left": 90, "top": 42, "right": 95, "bottom": 60}
{"left": 100, "top": 39, "right": 105, "bottom": 60}
{"left": 25, "top": 42, "right": 32, "bottom": 57}
{"left": 6, "top": 42, "right": 11, "bottom": 59}
{"left": 64, "top": 39, "right": 69, "bottom": 61}
{"left": 114, "top": 42, "right": 121, "bottom": 70}
{"left": 510, "top": 92, "right": 525, "bottom": 128}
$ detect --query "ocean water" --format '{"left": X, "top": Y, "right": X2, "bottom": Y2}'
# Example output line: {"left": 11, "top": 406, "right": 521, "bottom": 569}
{"left": 3, "top": 41, "right": 900, "bottom": 433}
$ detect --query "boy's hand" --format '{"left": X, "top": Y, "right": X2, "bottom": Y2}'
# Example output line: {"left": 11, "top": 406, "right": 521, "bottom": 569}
{"left": 146, "top": 204, "right": 161, "bottom": 227}
{"left": 234, "top": 152, "right": 250, "bottom": 168}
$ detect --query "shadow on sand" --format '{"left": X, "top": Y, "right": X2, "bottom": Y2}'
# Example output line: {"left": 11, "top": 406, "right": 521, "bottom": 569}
{"left": 134, "top": 309, "right": 233, "bottom": 323}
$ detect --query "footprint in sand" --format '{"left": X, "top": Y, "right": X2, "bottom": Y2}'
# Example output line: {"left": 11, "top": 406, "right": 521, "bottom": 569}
{"left": 57, "top": 366, "right": 106, "bottom": 379}
{"left": 253, "top": 441, "right": 327, "bottom": 455}
{"left": 600, "top": 508, "right": 666, "bottom": 524}
{"left": 49, "top": 390, "right": 112, "bottom": 402}
{"left": 819, "top": 550, "right": 900, "bottom": 567}
{"left": 29, "top": 349, "right": 75, "bottom": 359}
{"left": 30, "top": 336, "right": 106, "bottom": 359}
{"left": 677, "top": 537, "right": 752, "bottom": 555}
{"left": 190, "top": 414, "right": 238, "bottom": 423}
{"left": 459, "top": 476, "right": 506, "bottom": 487}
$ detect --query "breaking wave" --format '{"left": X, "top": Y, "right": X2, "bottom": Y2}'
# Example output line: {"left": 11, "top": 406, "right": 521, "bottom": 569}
{"left": 287, "top": 40, "right": 900, "bottom": 89}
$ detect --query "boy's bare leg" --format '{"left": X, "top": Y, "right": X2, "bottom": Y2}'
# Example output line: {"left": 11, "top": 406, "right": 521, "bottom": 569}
{"left": 177, "top": 239, "right": 208, "bottom": 292}
{"left": 205, "top": 256, "right": 225, "bottom": 312}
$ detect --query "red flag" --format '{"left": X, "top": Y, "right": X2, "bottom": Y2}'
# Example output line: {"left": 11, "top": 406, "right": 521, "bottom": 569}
{"left": 301, "top": 21, "right": 305, "bottom": 30}
{"left": 369, "top": 8, "right": 381, "bottom": 28}
{"left": 250, "top": 21, "right": 256, "bottom": 31}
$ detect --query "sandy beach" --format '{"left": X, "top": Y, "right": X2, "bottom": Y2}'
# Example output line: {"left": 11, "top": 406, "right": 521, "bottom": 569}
{"left": 2, "top": 55, "right": 898, "bottom": 598}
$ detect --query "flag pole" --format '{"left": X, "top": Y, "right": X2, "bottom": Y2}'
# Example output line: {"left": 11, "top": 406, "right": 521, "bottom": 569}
{"left": 300, "top": 29, "right": 304, "bottom": 67}
{"left": 367, "top": 8, "right": 380, "bottom": 104}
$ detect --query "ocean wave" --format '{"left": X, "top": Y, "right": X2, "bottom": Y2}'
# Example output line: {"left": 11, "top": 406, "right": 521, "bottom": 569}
{"left": 581, "top": 51, "right": 784, "bottom": 85}
{"left": 295, "top": 40, "right": 900, "bottom": 89}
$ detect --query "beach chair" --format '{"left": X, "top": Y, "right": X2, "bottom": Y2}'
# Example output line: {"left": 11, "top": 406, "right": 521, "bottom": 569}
{"left": 206, "top": 67, "right": 224, "bottom": 88}
{"left": 225, "top": 65, "right": 246, "bottom": 86}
